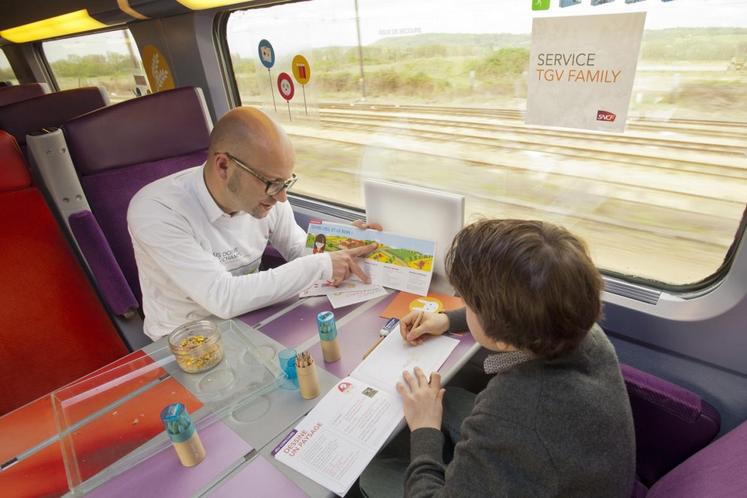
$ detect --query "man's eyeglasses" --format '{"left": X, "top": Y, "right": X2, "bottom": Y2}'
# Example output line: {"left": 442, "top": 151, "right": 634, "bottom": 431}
{"left": 219, "top": 152, "right": 298, "bottom": 196}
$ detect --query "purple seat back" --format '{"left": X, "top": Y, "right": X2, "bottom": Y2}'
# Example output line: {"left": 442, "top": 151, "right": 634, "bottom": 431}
{"left": 0, "top": 83, "right": 49, "bottom": 107}
{"left": 621, "top": 364, "right": 720, "bottom": 487}
{"left": 0, "top": 87, "right": 109, "bottom": 151}
{"left": 63, "top": 87, "right": 211, "bottom": 304}
{"left": 646, "top": 419, "right": 747, "bottom": 498}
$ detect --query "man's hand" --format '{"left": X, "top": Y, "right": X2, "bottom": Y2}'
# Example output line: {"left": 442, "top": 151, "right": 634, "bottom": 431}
{"left": 352, "top": 220, "right": 383, "bottom": 231}
{"left": 328, "top": 243, "right": 378, "bottom": 285}
{"left": 397, "top": 367, "right": 444, "bottom": 431}
{"left": 400, "top": 311, "right": 449, "bottom": 346}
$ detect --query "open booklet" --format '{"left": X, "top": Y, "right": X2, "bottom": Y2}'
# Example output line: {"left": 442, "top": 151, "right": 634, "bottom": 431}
{"left": 304, "top": 221, "right": 436, "bottom": 297}
{"left": 272, "top": 328, "right": 459, "bottom": 496}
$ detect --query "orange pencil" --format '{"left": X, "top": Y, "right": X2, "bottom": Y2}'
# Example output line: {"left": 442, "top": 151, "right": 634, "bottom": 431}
{"left": 362, "top": 335, "right": 385, "bottom": 359}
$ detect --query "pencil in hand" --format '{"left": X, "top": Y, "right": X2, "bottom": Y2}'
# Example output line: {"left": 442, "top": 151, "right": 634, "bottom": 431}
{"left": 362, "top": 335, "right": 385, "bottom": 359}
{"left": 405, "top": 311, "right": 424, "bottom": 342}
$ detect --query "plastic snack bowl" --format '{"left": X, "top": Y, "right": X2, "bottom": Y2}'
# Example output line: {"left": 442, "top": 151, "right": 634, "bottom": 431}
{"left": 168, "top": 320, "right": 224, "bottom": 374}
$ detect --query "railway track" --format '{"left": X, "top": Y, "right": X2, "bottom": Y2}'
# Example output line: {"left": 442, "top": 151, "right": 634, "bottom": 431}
{"left": 317, "top": 112, "right": 747, "bottom": 182}
{"left": 321, "top": 103, "right": 747, "bottom": 139}
{"left": 245, "top": 100, "right": 746, "bottom": 282}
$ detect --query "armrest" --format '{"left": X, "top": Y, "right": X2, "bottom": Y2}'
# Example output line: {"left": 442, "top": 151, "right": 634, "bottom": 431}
{"left": 621, "top": 363, "right": 721, "bottom": 487}
{"left": 68, "top": 210, "right": 139, "bottom": 317}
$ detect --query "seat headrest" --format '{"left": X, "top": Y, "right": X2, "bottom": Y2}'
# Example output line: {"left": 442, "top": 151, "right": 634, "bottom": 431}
{"left": 0, "top": 83, "right": 50, "bottom": 107}
{"left": 0, "top": 87, "right": 109, "bottom": 147}
{"left": 0, "top": 130, "right": 31, "bottom": 191}
{"left": 63, "top": 87, "right": 212, "bottom": 176}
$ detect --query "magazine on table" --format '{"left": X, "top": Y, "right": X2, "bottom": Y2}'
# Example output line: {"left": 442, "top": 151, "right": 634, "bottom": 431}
{"left": 272, "top": 328, "right": 459, "bottom": 496}
{"left": 303, "top": 221, "right": 436, "bottom": 297}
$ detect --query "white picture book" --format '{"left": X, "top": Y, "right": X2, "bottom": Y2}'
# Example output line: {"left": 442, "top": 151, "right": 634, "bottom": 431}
{"left": 304, "top": 221, "right": 436, "bottom": 296}
{"left": 273, "top": 329, "right": 459, "bottom": 496}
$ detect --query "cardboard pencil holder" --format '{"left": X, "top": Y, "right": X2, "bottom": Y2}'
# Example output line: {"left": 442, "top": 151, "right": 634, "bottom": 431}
{"left": 320, "top": 337, "right": 341, "bottom": 363}
{"left": 297, "top": 360, "right": 321, "bottom": 400}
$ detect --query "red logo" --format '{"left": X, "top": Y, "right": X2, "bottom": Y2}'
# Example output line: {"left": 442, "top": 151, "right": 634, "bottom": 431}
{"left": 596, "top": 110, "right": 616, "bottom": 122}
{"left": 337, "top": 382, "right": 353, "bottom": 393}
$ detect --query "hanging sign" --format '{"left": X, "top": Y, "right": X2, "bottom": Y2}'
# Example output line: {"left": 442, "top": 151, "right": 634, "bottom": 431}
{"left": 291, "top": 54, "right": 311, "bottom": 115}
{"left": 526, "top": 12, "right": 646, "bottom": 132}
{"left": 277, "top": 72, "right": 295, "bottom": 121}
{"left": 258, "top": 39, "right": 278, "bottom": 111}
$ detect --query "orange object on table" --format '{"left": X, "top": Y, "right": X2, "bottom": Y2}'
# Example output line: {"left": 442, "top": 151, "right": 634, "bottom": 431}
{"left": 380, "top": 291, "right": 464, "bottom": 319}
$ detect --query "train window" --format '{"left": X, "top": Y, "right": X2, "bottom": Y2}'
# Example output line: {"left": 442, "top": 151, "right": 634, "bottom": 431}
{"left": 42, "top": 29, "right": 148, "bottom": 103}
{"left": 225, "top": 0, "right": 747, "bottom": 288}
{"left": 0, "top": 50, "right": 19, "bottom": 85}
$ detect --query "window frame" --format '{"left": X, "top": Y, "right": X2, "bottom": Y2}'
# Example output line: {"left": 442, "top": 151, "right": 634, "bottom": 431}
{"left": 38, "top": 25, "right": 144, "bottom": 96}
{"left": 217, "top": 1, "right": 746, "bottom": 295}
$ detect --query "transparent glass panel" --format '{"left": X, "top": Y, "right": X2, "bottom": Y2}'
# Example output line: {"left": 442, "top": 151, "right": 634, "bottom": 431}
{"left": 43, "top": 29, "right": 149, "bottom": 103}
{"left": 226, "top": 0, "right": 747, "bottom": 286}
{"left": 0, "top": 50, "right": 19, "bottom": 85}
{"left": 50, "top": 320, "right": 281, "bottom": 494}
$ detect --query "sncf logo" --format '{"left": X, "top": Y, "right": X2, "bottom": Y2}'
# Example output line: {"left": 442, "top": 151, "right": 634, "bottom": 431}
{"left": 596, "top": 110, "right": 616, "bottom": 122}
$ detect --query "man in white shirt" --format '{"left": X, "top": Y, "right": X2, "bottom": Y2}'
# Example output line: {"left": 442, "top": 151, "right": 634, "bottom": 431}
{"left": 128, "top": 107, "right": 376, "bottom": 340}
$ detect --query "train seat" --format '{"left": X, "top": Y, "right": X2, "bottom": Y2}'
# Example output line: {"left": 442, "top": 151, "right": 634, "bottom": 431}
{"left": 636, "top": 418, "right": 747, "bottom": 497}
{"left": 0, "top": 130, "right": 128, "bottom": 415}
{"left": 0, "top": 86, "right": 109, "bottom": 157}
{"left": 621, "top": 364, "right": 721, "bottom": 487}
{"left": 0, "top": 82, "right": 50, "bottom": 107}
{"left": 61, "top": 86, "right": 212, "bottom": 305}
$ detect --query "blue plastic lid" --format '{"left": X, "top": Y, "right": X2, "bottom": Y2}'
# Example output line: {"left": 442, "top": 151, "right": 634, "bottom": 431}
{"left": 160, "top": 402, "right": 195, "bottom": 443}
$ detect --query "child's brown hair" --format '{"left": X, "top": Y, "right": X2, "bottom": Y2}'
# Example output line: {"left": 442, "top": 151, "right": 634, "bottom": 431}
{"left": 446, "top": 219, "right": 603, "bottom": 359}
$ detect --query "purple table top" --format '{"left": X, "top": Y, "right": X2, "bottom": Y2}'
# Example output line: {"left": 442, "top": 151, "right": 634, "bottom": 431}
{"left": 309, "top": 294, "right": 396, "bottom": 378}
{"left": 257, "top": 297, "right": 356, "bottom": 349}
{"left": 237, "top": 297, "right": 299, "bottom": 328}
{"left": 210, "top": 456, "right": 307, "bottom": 498}
{"left": 87, "top": 421, "right": 251, "bottom": 498}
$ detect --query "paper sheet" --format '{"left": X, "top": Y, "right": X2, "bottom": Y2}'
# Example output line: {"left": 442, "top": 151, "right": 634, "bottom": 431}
{"left": 273, "top": 377, "right": 401, "bottom": 496}
{"left": 327, "top": 286, "right": 389, "bottom": 309}
{"left": 273, "top": 332, "right": 459, "bottom": 495}
{"left": 352, "top": 327, "right": 460, "bottom": 394}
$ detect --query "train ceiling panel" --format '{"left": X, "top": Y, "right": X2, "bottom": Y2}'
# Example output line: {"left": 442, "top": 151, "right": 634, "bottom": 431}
{"left": 0, "top": 0, "right": 261, "bottom": 44}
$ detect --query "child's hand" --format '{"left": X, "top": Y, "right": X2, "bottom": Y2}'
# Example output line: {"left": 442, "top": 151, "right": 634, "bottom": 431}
{"left": 397, "top": 367, "right": 444, "bottom": 431}
{"left": 400, "top": 311, "right": 449, "bottom": 345}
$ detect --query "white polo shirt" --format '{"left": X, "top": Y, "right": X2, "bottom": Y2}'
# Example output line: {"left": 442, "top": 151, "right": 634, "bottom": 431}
{"left": 127, "top": 165, "right": 332, "bottom": 340}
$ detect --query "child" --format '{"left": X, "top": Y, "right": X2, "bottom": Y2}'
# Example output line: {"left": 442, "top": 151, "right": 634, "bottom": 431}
{"left": 360, "top": 219, "right": 635, "bottom": 497}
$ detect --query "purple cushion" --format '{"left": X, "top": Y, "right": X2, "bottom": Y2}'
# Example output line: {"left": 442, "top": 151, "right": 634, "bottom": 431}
{"left": 68, "top": 210, "right": 139, "bottom": 316}
{"left": 259, "top": 244, "right": 287, "bottom": 270}
{"left": 622, "top": 364, "right": 720, "bottom": 486}
{"left": 0, "top": 87, "right": 108, "bottom": 147}
{"left": 631, "top": 480, "right": 647, "bottom": 498}
{"left": 0, "top": 83, "right": 49, "bottom": 107}
{"left": 647, "top": 420, "right": 747, "bottom": 498}
{"left": 79, "top": 150, "right": 208, "bottom": 303}
{"left": 64, "top": 87, "right": 210, "bottom": 175}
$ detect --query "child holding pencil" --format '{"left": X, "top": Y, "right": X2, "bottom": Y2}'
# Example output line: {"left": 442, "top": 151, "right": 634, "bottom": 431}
{"left": 359, "top": 219, "right": 635, "bottom": 498}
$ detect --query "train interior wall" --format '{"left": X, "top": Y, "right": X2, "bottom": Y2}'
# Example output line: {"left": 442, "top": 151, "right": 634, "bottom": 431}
{"left": 1, "top": 1, "right": 746, "bottom": 435}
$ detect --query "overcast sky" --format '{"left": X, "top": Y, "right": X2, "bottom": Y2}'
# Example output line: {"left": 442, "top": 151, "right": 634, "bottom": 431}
{"left": 16, "top": 0, "right": 747, "bottom": 65}
{"left": 227, "top": 0, "right": 747, "bottom": 57}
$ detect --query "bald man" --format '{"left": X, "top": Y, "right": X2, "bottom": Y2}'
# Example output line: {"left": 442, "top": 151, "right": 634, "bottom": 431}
{"left": 128, "top": 107, "right": 376, "bottom": 340}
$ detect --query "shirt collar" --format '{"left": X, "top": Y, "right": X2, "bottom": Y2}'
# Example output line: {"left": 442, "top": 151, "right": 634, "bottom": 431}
{"left": 194, "top": 163, "right": 229, "bottom": 223}
{"left": 483, "top": 350, "right": 533, "bottom": 375}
